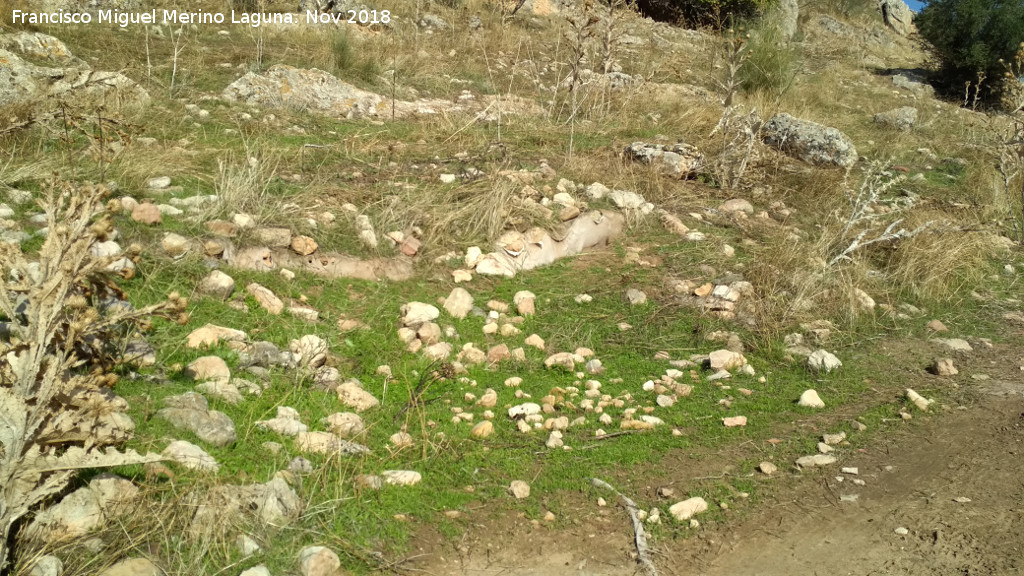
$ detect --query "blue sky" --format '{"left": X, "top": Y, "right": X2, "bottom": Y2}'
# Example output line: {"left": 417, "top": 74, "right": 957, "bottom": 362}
{"left": 906, "top": 0, "right": 926, "bottom": 12}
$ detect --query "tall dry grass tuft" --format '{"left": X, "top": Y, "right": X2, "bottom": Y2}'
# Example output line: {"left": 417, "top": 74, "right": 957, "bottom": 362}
{"left": 881, "top": 220, "right": 999, "bottom": 300}
{"left": 0, "top": 181, "right": 183, "bottom": 572}
{"left": 375, "top": 178, "right": 525, "bottom": 249}
{"left": 210, "top": 147, "right": 285, "bottom": 224}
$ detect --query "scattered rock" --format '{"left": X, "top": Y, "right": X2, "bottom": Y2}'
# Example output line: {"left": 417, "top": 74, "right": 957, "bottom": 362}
{"left": 382, "top": 470, "right": 422, "bottom": 486}
{"left": 668, "top": 497, "right": 708, "bottom": 521}
{"left": 298, "top": 546, "right": 341, "bottom": 576}
{"left": 443, "top": 288, "right": 474, "bottom": 319}
{"left": 290, "top": 335, "right": 328, "bottom": 369}
{"left": 934, "top": 338, "right": 972, "bottom": 353}
{"left": 157, "top": 392, "right": 237, "bottom": 447}
{"left": 796, "top": 454, "right": 837, "bottom": 468}
{"left": 184, "top": 356, "right": 230, "bottom": 381}
{"left": 254, "top": 226, "right": 292, "bottom": 247}
{"left": 807, "top": 349, "right": 841, "bottom": 373}
{"left": 509, "top": 480, "right": 530, "bottom": 499}
{"left": 623, "top": 141, "right": 705, "bottom": 178}
{"left": 97, "top": 558, "right": 162, "bottom": 576}
{"left": 291, "top": 235, "right": 318, "bottom": 255}
{"left": 162, "top": 440, "right": 219, "bottom": 472}
{"left": 758, "top": 462, "right": 778, "bottom": 475}
{"left": 471, "top": 420, "right": 494, "bottom": 438}
{"left": 929, "top": 357, "right": 958, "bottom": 376}
{"left": 708, "top": 349, "right": 746, "bottom": 371}
{"left": 544, "top": 352, "right": 575, "bottom": 371}
{"left": 256, "top": 406, "right": 308, "bottom": 436}
{"left": 874, "top": 107, "right": 917, "bottom": 131}
{"left": 198, "top": 270, "right": 236, "bottom": 300}
{"left": 131, "top": 203, "right": 162, "bottom": 225}
{"left": 798, "top": 389, "right": 825, "bottom": 409}
{"left": 401, "top": 302, "right": 440, "bottom": 327}
{"left": 926, "top": 319, "right": 948, "bottom": 332}
{"left": 761, "top": 113, "right": 858, "bottom": 168}
{"left": 625, "top": 288, "right": 647, "bottom": 305}
{"left": 718, "top": 198, "right": 754, "bottom": 214}
{"left": 514, "top": 291, "right": 536, "bottom": 315}
{"left": 324, "top": 412, "right": 365, "bottom": 437}
{"left": 296, "top": 431, "right": 370, "bottom": 456}
{"left": 336, "top": 379, "right": 380, "bottom": 412}
{"left": 186, "top": 324, "right": 246, "bottom": 349}
{"left": 722, "top": 416, "right": 747, "bottom": 427}
{"left": 27, "top": 556, "right": 63, "bottom": 576}
{"left": 906, "top": 388, "right": 932, "bottom": 411}
{"left": 247, "top": 283, "right": 284, "bottom": 315}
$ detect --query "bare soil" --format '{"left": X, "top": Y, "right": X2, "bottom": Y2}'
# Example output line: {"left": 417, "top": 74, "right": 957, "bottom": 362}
{"left": 410, "top": 340, "right": 1024, "bottom": 576}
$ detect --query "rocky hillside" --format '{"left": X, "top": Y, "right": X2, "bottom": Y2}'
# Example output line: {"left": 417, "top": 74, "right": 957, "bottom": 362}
{"left": 1, "top": 0, "right": 1023, "bottom": 575}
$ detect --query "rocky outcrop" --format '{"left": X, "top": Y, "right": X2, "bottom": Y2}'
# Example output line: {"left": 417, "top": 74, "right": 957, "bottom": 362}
{"left": 474, "top": 210, "right": 626, "bottom": 277}
{"left": 0, "top": 32, "right": 148, "bottom": 109}
{"left": 874, "top": 106, "right": 917, "bottom": 130}
{"left": 222, "top": 65, "right": 387, "bottom": 119}
{"left": 761, "top": 113, "right": 858, "bottom": 168}
{"left": 879, "top": 0, "right": 916, "bottom": 36}
{"left": 623, "top": 142, "right": 705, "bottom": 178}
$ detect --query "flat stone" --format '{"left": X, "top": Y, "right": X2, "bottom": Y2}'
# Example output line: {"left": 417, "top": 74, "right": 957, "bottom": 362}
{"left": 247, "top": 283, "right": 284, "bottom": 315}
{"left": 382, "top": 470, "right": 422, "bottom": 486}
{"left": 98, "top": 558, "right": 162, "bottom": 576}
{"left": 668, "top": 497, "right": 708, "bottom": 521}
{"left": 722, "top": 416, "right": 747, "bottom": 427}
{"left": 157, "top": 394, "right": 236, "bottom": 447}
{"left": 796, "top": 454, "right": 837, "bottom": 468}
{"left": 934, "top": 338, "right": 972, "bottom": 353}
{"left": 186, "top": 324, "right": 246, "bottom": 349}
{"left": 162, "top": 440, "right": 219, "bottom": 472}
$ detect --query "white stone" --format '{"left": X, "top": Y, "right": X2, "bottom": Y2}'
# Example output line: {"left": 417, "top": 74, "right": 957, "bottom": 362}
{"left": 798, "top": 389, "right": 825, "bottom": 409}
{"left": 668, "top": 497, "right": 708, "bottom": 521}
{"left": 509, "top": 480, "right": 530, "bottom": 499}
{"left": 382, "top": 470, "right": 422, "bottom": 486}
{"left": 796, "top": 454, "right": 837, "bottom": 468}
{"left": 807, "top": 349, "right": 842, "bottom": 373}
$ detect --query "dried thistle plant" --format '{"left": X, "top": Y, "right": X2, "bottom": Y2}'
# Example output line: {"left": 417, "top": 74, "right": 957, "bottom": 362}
{"left": 0, "top": 180, "right": 182, "bottom": 571}
{"left": 999, "top": 44, "right": 1024, "bottom": 242}
{"left": 828, "top": 160, "right": 931, "bottom": 266}
{"left": 709, "top": 105, "right": 761, "bottom": 189}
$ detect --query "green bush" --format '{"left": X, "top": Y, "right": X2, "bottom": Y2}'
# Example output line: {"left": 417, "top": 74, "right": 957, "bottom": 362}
{"left": 331, "top": 33, "right": 381, "bottom": 85}
{"left": 634, "top": 0, "right": 774, "bottom": 28}
{"left": 739, "top": 17, "right": 799, "bottom": 98}
{"left": 917, "top": 0, "right": 1024, "bottom": 102}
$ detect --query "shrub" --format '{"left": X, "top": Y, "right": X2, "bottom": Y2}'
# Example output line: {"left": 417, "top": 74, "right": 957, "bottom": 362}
{"left": 738, "top": 16, "right": 799, "bottom": 98}
{"left": 331, "top": 33, "right": 381, "bottom": 84}
{"left": 917, "top": 0, "right": 1024, "bottom": 102}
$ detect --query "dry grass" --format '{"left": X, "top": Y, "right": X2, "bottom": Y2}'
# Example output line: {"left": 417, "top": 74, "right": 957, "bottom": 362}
{"left": 881, "top": 217, "right": 1000, "bottom": 299}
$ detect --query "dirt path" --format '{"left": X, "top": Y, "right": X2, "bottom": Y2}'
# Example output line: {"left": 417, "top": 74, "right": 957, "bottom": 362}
{"left": 674, "top": 388, "right": 1024, "bottom": 576}
{"left": 413, "top": 346, "right": 1024, "bottom": 576}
